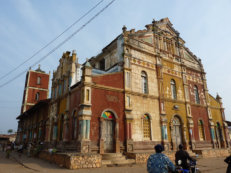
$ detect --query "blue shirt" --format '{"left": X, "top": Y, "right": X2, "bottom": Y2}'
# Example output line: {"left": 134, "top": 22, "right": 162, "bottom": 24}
{"left": 147, "top": 153, "right": 175, "bottom": 173}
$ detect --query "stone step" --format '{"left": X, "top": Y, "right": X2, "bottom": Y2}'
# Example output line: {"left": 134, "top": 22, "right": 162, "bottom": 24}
{"left": 111, "top": 159, "right": 135, "bottom": 165}
{"left": 102, "top": 153, "right": 123, "bottom": 159}
{"left": 103, "top": 159, "right": 136, "bottom": 167}
{"left": 102, "top": 153, "right": 135, "bottom": 167}
{"left": 102, "top": 160, "right": 112, "bottom": 166}
{"left": 108, "top": 156, "right": 127, "bottom": 162}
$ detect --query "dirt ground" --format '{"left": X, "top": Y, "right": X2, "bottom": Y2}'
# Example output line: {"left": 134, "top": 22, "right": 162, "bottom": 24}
{"left": 0, "top": 151, "right": 228, "bottom": 173}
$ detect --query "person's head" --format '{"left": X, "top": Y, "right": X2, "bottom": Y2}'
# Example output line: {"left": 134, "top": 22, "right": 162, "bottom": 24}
{"left": 154, "top": 144, "right": 164, "bottom": 153}
{"left": 179, "top": 144, "right": 184, "bottom": 150}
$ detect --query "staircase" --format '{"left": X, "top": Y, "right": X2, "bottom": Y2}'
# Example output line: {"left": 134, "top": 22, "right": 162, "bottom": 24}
{"left": 102, "top": 153, "right": 135, "bottom": 167}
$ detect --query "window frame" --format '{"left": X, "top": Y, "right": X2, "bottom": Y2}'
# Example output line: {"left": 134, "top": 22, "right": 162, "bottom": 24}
{"left": 194, "top": 85, "right": 200, "bottom": 104}
{"left": 35, "top": 92, "right": 40, "bottom": 101}
{"left": 37, "top": 76, "right": 41, "bottom": 85}
{"left": 198, "top": 120, "right": 205, "bottom": 141}
{"left": 171, "top": 79, "right": 177, "bottom": 100}
{"left": 141, "top": 71, "right": 148, "bottom": 94}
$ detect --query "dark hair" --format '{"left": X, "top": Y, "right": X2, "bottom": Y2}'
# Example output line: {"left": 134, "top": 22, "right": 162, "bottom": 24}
{"left": 154, "top": 144, "right": 164, "bottom": 153}
{"left": 179, "top": 144, "right": 183, "bottom": 150}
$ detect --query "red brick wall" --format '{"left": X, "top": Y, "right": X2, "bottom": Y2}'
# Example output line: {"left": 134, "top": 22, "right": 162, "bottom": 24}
{"left": 29, "top": 71, "right": 49, "bottom": 89}
{"left": 191, "top": 105, "right": 211, "bottom": 141}
{"left": 69, "top": 88, "right": 82, "bottom": 140}
{"left": 91, "top": 72, "right": 125, "bottom": 142}
{"left": 91, "top": 88, "right": 125, "bottom": 142}
{"left": 27, "top": 89, "right": 48, "bottom": 103}
{"left": 187, "top": 70, "right": 211, "bottom": 142}
{"left": 92, "top": 72, "right": 124, "bottom": 89}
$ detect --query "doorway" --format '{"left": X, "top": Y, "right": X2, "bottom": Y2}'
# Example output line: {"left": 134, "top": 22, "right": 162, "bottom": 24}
{"left": 102, "top": 111, "right": 115, "bottom": 153}
{"left": 172, "top": 116, "right": 183, "bottom": 148}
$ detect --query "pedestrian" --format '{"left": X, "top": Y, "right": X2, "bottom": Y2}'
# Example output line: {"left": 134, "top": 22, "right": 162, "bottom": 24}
{"left": 2, "top": 143, "right": 5, "bottom": 152}
{"left": 225, "top": 155, "right": 231, "bottom": 173}
{"left": 27, "top": 143, "right": 32, "bottom": 157}
{"left": 5, "top": 143, "right": 11, "bottom": 159}
{"left": 147, "top": 144, "right": 175, "bottom": 173}
{"left": 18, "top": 144, "right": 23, "bottom": 158}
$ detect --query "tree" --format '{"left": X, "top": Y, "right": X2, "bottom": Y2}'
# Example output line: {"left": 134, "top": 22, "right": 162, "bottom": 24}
{"left": 7, "top": 129, "right": 13, "bottom": 134}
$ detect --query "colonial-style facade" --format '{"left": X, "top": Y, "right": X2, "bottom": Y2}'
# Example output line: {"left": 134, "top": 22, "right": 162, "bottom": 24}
{"left": 16, "top": 18, "right": 230, "bottom": 159}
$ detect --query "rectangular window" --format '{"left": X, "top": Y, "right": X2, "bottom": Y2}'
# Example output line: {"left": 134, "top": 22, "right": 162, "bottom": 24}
{"left": 37, "top": 77, "right": 41, "bottom": 84}
{"left": 99, "top": 59, "right": 105, "bottom": 70}
{"left": 63, "top": 80, "right": 66, "bottom": 92}
{"left": 86, "top": 89, "right": 90, "bottom": 101}
{"left": 58, "top": 84, "right": 62, "bottom": 96}
{"left": 127, "top": 96, "right": 130, "bottom": 107}
{"left": 126, "top": 72, "right": 130, "bottom": 88}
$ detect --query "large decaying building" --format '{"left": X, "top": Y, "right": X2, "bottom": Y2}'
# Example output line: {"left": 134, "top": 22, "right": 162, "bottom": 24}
{"left": 16, "top": 18, "right": 230, "bottom": 166}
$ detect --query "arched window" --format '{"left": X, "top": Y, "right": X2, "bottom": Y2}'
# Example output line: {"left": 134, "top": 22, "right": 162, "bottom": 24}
{"left": 143, "top": 114, "right": 151, "bottom": 140}
{"left": 141, "top": 71, "right": 148, "bottom": 94}
{"left": 198, "top": 120, "right": 205, "bottom": 141}
{"left": 194, "top": 86, "right": 200, "bottom": 104}
{"left": 37, "top": 76, "right": 41, "bottom": 84}
{"left": 171, "top": 79, "right": 177, "bottom": 100}
{"left": 35, "top": 92, "right": 40, "bottom": 101}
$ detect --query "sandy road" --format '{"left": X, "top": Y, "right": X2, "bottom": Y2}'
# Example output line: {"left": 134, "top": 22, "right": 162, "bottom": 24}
{"left": 0, "top": 151, "right": 228, "bottom": 173}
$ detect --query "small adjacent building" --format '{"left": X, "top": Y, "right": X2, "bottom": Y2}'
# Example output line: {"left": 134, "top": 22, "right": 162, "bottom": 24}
{"left": 21, "top": 65, "right": 50, "bottom": 113}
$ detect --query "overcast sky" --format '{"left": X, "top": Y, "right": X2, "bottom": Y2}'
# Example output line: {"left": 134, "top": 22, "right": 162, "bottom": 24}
{"left": 0, "top": 0, "right": 231, "bottom": 133}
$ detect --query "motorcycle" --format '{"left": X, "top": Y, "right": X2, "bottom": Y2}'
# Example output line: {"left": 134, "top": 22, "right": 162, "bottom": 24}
{"left": 175, "top": 159, "right": 200, "bottom": 173}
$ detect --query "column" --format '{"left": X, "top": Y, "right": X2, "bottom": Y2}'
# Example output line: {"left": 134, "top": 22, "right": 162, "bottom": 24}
{"left": 161, "top": 118, "right": 169, "bottom": 150}
{"left": 209, "top": 122, "right": 216, "bottom": 148}
{"left": 115, "top": 119, "right": 120, "bottom": 153}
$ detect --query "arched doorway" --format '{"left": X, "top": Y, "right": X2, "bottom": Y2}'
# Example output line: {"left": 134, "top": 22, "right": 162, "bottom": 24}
{"left": 172, "top": 116, "right": 183, "bottom": 149}
{"left": 216, "top": 122, "right": 223, "bottom": 148}
{"left": 102, "top": 111, "right": 115, "bottom": 153}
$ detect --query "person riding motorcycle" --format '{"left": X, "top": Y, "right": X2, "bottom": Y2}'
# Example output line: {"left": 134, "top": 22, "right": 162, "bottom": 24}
{"left": 175, "top": 144, "right": 195, "bottom": 170}
{"left": 147, "top": 144, "right": 176, "bottom": 173}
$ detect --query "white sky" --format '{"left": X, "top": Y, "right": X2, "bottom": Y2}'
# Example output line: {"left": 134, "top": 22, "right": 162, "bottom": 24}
{"left": 0, "top": 0, "right": 231, "bottom": 133}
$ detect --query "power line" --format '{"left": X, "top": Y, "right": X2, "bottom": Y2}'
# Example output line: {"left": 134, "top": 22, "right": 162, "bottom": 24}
{"left": 0, "top": 0, "right": 116, "bottom": 88}
{"left": 0, "top": 0, "right": 104, "bottom": 81}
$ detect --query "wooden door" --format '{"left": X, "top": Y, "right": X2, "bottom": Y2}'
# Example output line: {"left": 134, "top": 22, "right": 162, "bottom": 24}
{"left": 173, "top": 117, "right": 182, "bottom": 148}
{"left": 104, "top": 120, "right": 114, "bottom": 152}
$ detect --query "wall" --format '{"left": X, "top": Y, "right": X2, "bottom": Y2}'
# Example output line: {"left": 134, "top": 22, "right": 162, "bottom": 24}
{"left": 91, "top": 72, "right": 124, "bottom": 143}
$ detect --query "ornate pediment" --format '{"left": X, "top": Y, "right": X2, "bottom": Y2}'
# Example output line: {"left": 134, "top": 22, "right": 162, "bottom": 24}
{"left": 183, "top": 50, "right": 195, "bottom": 62}
{"left": 156, "top": 18, "right": 179, "bottom": 37}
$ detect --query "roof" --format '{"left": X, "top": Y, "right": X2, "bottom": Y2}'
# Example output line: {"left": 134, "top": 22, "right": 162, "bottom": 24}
{"left": 0, "top": 134, "right": 16, "bottom": 139}
{"left": 17, "top": 99, "right": 50, "bottom": 120}
{"left": 35, "top": 64, "right": 45, "bottom": 73}
{"left": 226, "top": 121, "right": 231, "bottom": 126}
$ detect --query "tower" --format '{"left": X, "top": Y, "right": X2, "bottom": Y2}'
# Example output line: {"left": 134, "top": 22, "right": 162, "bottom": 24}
{"left": 21, "top": 65, "right": 50, "bottom": 114}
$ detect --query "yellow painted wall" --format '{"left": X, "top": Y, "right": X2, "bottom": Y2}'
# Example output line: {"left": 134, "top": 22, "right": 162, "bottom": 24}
{"left": 165, "top": 101, "right": 189, "bottom": 141}
{"left": 209, "top": 95, "right": 223, "bottom": 123}
{"left": 59, "top": 97, "right": 67, "bottom": 114}
{"left": 162, "top": 60, "right": 189, "bottom": 141}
